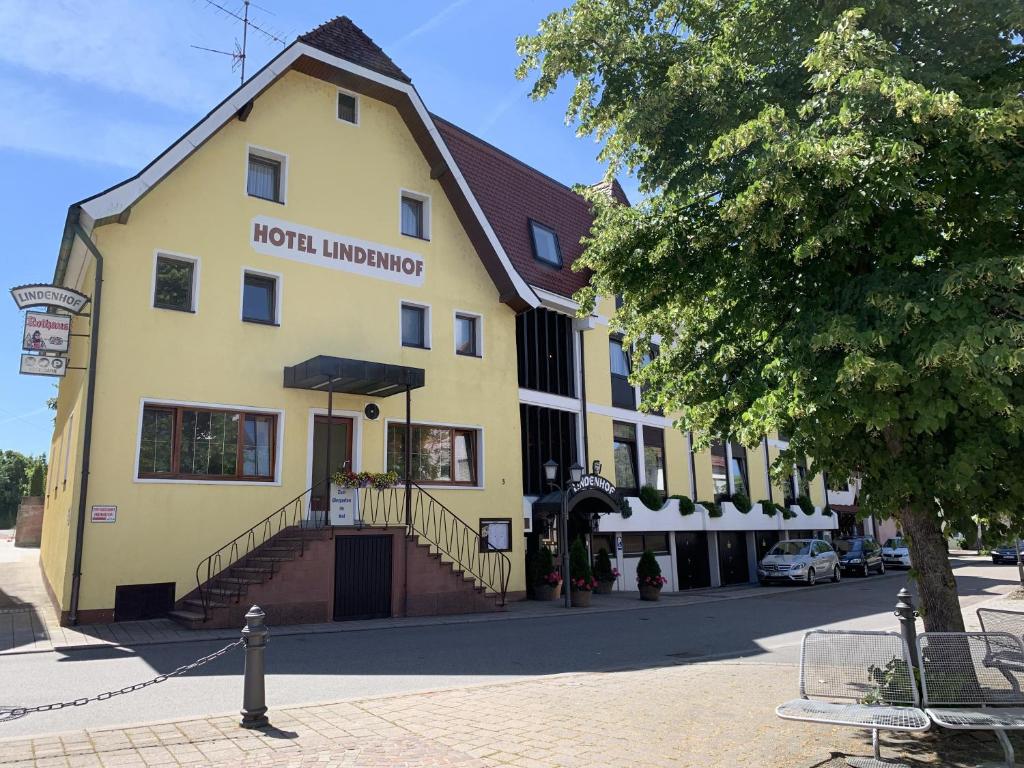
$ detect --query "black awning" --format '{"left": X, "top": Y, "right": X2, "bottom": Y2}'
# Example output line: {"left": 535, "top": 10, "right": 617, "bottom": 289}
{"left": 283, "top": 356, "right": 425, "bottom": 398}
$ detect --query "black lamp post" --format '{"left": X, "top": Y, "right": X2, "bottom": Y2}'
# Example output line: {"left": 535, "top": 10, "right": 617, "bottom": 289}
{"left": 544, "top": 459, "right": 584, "bottom": 608}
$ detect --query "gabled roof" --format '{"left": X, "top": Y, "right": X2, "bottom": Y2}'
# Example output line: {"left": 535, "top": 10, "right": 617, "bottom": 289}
{"left": 435, "top": 118, "right": 614, "bottom": 300}
{"left": 298, "top": 16, "right": 410, "bottom": 84}
{"left": 57, "top": 19, "right": 538, "bottom": 311}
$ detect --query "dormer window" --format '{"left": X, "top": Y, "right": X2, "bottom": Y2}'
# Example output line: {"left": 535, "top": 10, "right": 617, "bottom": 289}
{"left": 337, "top": 91, "right": 358, "bottom": 124}
{"left": 529, "top": 220, "right": 562, "bottom": 267}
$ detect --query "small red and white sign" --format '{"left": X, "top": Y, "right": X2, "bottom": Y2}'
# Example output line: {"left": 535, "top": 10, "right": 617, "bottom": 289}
{"left": 90, "top": 505, "right": 117, "bottom": 523}
{"left": 23, "top": 311, "right": 71, "bottom": 353}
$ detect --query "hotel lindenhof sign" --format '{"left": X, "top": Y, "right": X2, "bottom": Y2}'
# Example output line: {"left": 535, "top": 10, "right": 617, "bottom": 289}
{"left": 10, "top": 283, "right": 87, "bottom": 378}
{"left": 250, "top": 216, "right": 426, "bottom": 287}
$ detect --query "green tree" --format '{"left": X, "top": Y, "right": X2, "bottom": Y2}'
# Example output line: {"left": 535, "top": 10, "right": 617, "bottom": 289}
{"left": 518, "top": 0, "right": 1023, "bottom": 631}
{"left": 0, "top": 451, "right": 33, "bottom": 528}
{"left": 28, "top": 464, "right": 45, "bottom": 497}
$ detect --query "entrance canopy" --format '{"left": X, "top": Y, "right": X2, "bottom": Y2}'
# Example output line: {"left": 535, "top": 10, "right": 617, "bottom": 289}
{"left": 532, "top": 474, "right": 626, "bottom": 518}
{"left": 284, "top": 355, "right": 425, "bottom": 398}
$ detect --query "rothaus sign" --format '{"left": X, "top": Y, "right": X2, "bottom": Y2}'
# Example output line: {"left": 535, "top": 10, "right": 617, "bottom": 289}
{"left": 23, "top": 312, "right": 70, "bottom": 353}
{"left": 10, "top": 284, "right": 90, "bottom": 314}
{"left": 250, "top": 216, "right": 425, "bottom": 287}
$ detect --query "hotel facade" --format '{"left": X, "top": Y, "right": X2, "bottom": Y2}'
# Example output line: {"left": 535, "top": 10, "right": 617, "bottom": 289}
{"left": 38, "top": 17, "right": 862, "bottom": 628}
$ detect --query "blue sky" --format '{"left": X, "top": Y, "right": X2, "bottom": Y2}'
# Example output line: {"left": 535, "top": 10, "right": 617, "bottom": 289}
{"left": 0, "top": 0, "right": 634, "bottom": 458}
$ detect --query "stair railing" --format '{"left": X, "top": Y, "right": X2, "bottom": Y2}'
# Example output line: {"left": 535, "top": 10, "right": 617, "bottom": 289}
{"left": 357, "top": 482, "right": 511, "bottom": 605}
{"left": 194, "top": 479, "right": 329, "bottom": 620}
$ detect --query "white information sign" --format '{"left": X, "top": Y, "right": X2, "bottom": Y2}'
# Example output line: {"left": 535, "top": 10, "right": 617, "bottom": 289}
{"left": 329, "top": 484, "right": 360, "bottom": 526}
{"left": 19, "top": 354, "right": 67, "bottom": 377}
{"left": 10, "top": 284, "right": 89, "bottom": 314}
{"left": 250, "top": 216, "right": 425, "bottom": 287}
{"left": 23, "top": 311, "right": 70, "bottom": 353}
{"left": 90, "top": 505, "right": 117, "bottom": 523}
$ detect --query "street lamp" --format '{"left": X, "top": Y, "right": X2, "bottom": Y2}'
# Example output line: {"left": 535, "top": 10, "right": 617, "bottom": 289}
{"left": 545, "top": 459, "right": 584, "bottom": 608}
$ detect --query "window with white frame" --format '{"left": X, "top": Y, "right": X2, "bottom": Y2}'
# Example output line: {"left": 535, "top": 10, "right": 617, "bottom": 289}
{"left": 401, "top": 302, "right": 429, "bottom": 349}
{"left": 400, "top": 192, "right": 429, "bottom": 239}
{"left": 242, "top": 271, "right": 279, "bottom": 325}
{"left": 247, "top": 149, "right": 285, "bottom": 203}
{"left": 337, "top": 91, "right": 358, "bottom": 124}
{"left": 153, "top": 254, "right": 197, "bottom": 312}
{"left": 454, "top": 312, "right": 481, "bottom": 357}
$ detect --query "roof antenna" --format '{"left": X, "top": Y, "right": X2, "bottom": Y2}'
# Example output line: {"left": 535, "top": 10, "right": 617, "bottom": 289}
{"left": 192, "top": 0, "right": 288, "bottom": 85}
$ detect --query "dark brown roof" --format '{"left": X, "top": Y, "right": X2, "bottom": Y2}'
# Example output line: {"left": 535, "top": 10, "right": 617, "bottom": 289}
{"left": 434, "top": 117, "right": 598, "bottom": 299}
{"left": 299, "top": 16, "right": 411, "bottom": 83}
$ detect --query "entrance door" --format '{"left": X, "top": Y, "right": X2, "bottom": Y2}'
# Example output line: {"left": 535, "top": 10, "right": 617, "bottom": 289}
{"left": 675, "top": 532, "right": 710, "bottom": 589}
{"left": 334, "top": 535, "right": 392, "bottom": 620}
{"left": 717, "top": 531, "right": 750, "bottom": 586}
{"left": 311, "top": 415, "right": 353, "bottom": 513}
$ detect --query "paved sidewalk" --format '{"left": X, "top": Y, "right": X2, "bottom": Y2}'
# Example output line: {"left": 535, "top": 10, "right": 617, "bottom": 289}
{"left": 0, "top": 537, "right": 849, "bottom": 656}
{"left": 1, "top": 655, "right": 1021, "bottom": 767}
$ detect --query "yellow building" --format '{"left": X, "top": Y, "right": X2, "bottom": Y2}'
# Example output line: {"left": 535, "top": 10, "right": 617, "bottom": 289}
{"left": 40, "top": 16, "right": 847, "bottom": 628}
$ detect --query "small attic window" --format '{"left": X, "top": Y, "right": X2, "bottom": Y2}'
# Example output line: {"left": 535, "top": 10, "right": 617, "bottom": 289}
{"left": 337, "top": 91, "right": 358, "bottom": 124}
{"left": 529, "top": 220, "right": 562, "bottom": 267}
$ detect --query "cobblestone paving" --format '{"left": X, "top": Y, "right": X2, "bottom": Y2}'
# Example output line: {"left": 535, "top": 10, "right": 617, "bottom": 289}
{"left": 3, "top": 659, "right": 1023, "bottom": 768}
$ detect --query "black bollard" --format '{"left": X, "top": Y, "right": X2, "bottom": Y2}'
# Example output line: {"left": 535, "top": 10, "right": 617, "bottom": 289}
{"left": 240, "top": 605, "right": 270, "bottom": 729}
{"left": 894, "top": 587, "right": 920, "bottom": 670}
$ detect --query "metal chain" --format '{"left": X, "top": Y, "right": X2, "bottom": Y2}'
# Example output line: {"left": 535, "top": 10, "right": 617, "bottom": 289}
{"left": 0, "top": 638, "right": 244, "bottom": 722}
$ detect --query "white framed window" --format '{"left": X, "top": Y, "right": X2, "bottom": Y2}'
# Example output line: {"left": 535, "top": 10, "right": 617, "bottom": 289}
{"left": 336, "top": 89, "right": 359, "bottom": 125}
{"left": 152, "top": 251, "right": 199, "bottom": 313}
{"left": 240, "top": 269, "right": 282, "bottom": 326}
{"left": 246, "top": 145, "right": 287, "bottom": 204}
{"left": 453, "top": 310, "right": 483, "bottom": 358}
{"left": 400, "top": 189, "right": 431, "bottom": 240}
{"left": 400, "top": 301, "right": 431, "bottom": 349}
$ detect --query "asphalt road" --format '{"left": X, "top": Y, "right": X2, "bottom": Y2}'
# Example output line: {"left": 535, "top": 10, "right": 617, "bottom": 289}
{"left": 0, "top": 556, "right": 1016, "bottom": 739}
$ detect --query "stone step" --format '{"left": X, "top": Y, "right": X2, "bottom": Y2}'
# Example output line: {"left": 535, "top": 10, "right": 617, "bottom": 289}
{"left": 167, "top": 609, "right": 205, "bottom": 628}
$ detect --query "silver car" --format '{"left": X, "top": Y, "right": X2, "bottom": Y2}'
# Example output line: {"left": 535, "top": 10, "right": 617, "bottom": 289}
{"left": 758, "top": 538, "right": 841, "bottom": 586}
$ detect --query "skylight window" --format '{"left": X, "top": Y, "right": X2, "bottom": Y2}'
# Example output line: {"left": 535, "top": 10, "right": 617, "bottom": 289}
{"left": 529, "top": 220, "right": 563, "bottom": 267}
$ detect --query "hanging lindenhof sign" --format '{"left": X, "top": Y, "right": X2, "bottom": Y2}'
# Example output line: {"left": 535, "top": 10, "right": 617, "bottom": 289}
{"left": 10, "top": 284, "right": 90, "bottom": 314}
{"left": 22, "top": 312, "right": 70, "bottom": 353}
{"left": 19, "top": 354, "right": 67, "bottom": 378}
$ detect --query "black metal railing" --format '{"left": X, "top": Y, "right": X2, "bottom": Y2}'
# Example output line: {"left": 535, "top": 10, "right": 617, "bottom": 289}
{"left": 192, "top": 478, "right": 510, "bottom": 620}
{"left": 194, "top": 479, "right": 329, "bottom": 619}
{"left": 357, "top": 482, "right": 510, "bottom": 605}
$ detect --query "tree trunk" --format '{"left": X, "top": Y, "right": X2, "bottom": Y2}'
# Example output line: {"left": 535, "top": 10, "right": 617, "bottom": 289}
{"left": 898, "top": 504, "right": 965, "bottom": 633}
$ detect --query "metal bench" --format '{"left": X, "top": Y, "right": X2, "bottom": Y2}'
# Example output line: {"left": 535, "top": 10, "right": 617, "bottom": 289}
{"left": 979, "top": 609, "right": 1024, "bottom": 667}
{"left": 918, "top": 632, "right": 1024, "bottom": 768}
{"left": 776, "top": 630, "right": 929, "bottom": 767}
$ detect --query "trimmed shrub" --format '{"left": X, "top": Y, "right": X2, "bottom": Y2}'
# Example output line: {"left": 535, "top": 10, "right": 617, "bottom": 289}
{"left": 618, "top": 495, "right": 633, "bottom": 518}
{"left": 672, "top": 494, "right": 695, "bottom": 516}
{"left": 636, "top": 549, "right": 665, "bottom": 587}
{"left": 732, "top": 492, "right": 752, "bottom": 513}
{"left": 594, "top": 548, "right": 615, "bottom": 582}
{"left": 639, "top": 484, "right": 663, "bottom": 511}
{"left": 798, "top": 495, "right": 815, "bottom": 516}
{"left": 822, "top": 505, "right": 833, "bottom": 517}
{"left": 28, "top": 465, "right": 45, "bottom": 497}
{"left": 759, "top": 499, "right": 778, "bottom": 517}
{"left": 570, "top": 538, "right": 594, "bottom": 589}
{"left": 699, "top": 500, "right": 723, "bottom": 518}
{"left": 530, "top": 545, "right": 555, "bottom": 587}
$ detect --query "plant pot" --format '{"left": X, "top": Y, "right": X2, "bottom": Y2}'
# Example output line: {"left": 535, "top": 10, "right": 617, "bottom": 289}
{"left": 533, "top": 582, "right": 562, "bottom": 601}
{"left": 594, "top": 579, "right": 614, "bottom": 595}
{"left": 571, "top": 588, "right": 592, "bottom": 608}
{"left": 639, "top": 584, "right": 662, "bottom": 601}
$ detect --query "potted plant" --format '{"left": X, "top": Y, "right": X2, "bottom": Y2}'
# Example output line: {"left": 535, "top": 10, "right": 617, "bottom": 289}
{"left": 759, "top": 499, "right": 778, "bottom": 517}
{"left": 672, "top": 495, "right": 695, "bottom": 516}
{"left": 593, "top": 547, "right": 619, "bottom": 594}
{"left": 569, "top": 538, "right": 597, "bottom": 607}
{"left": 639, "top": 484, "right": 663, "bottom": 511}
{"left": 532, "top": 545, "right": 562, "bottom": 600}
{"left": 636, "top": 549, "right": 667, "bottom": 600}
{"left": 732, "top": 492, "right": 752, "bottom": 513}
{"left": 699, "top": 500, "right": 723, "bottom": 518}
{"left": 797, "top": 494, "right": 815, "bottom": 516}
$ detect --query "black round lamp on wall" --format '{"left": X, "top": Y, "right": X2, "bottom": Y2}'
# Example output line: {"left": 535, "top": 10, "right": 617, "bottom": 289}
{"left": 364, "top": 403, "right": 380, "bottom": 420}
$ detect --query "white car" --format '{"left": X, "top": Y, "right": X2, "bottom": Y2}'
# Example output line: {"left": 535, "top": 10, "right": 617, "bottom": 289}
{"left": 881, "top": 537, "right": 911, "bottom": 568}
{"left": 758, "top": 539, "right": 841, "bottom": 586}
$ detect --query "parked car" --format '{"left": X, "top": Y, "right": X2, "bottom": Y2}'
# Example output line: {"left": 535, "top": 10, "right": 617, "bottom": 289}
{"left": 758, "top": 539, "right": 840, "bottom": 586}
{"left": 881, "top": 537, "right": 911, "bottom": 568}
{"left": 835, "top": 537, "right": 885, "bottom": 577}
{"left": 990, "top": 542, "right": 1024, "bottom": 564}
